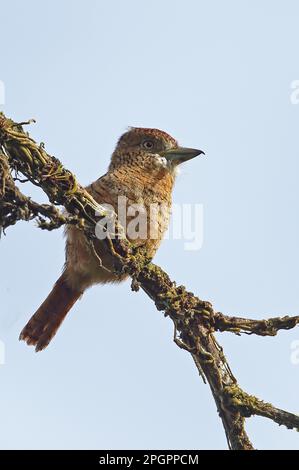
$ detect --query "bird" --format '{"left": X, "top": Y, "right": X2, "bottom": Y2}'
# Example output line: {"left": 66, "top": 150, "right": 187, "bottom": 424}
{"left": 19, "top": 127, "right": 204, "bottom": 351}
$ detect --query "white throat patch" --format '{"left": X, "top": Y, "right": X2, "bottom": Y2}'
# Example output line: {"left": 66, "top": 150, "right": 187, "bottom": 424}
{"left": 153, "top": 154, "right": 181, "bottom": 176}
{"left": 154, "top": 154, "right": 168, "bottom": 168}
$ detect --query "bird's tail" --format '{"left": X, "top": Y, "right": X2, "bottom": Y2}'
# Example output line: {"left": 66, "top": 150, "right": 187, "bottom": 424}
{"left": 19, "top": 273, "right": 82, "bottom": 352}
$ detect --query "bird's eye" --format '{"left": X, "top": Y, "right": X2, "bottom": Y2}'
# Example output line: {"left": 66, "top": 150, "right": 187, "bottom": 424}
{"left": 142, "top": 140, "right": 154, "bottom": 150}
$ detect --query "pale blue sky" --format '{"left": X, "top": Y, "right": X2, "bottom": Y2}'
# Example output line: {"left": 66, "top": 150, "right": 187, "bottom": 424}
{"left": 1, "top": 0, "right": 299, "bottom": 450}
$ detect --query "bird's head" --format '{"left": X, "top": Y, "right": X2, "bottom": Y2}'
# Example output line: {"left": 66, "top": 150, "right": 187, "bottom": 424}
{"left": 109, "top": 127, "right": 204, "bottom": 174}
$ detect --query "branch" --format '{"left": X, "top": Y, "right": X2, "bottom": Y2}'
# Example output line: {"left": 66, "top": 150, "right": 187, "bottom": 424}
{"left": 1, "top": 112, "right": 299, "bottom": 450}
{"left": 213, "top": 312, "right": 299, "bottom": 336}
{"left": 224, "top": 385, "right": 299, "bottom": 430}
{"left": 0, "top": 149, "right": 82, "bottom": 232}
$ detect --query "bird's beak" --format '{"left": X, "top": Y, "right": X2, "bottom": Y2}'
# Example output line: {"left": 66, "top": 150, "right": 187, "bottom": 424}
{"left": 162, "top": 147, "right": 205, "bottom": 164}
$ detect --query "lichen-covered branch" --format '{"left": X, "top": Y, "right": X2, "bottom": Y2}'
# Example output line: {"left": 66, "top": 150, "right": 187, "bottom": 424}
{"left": 213, "top": 312, "right": 299, "bottom": 336}
{"left": 0, "top": 150, "right": 78, "bottom": 232}
{"left": 223, "top": 385, "right": 299, "bottom": 430}
{"left": 1, "top": 112, "right": 299, "bottom": 450}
